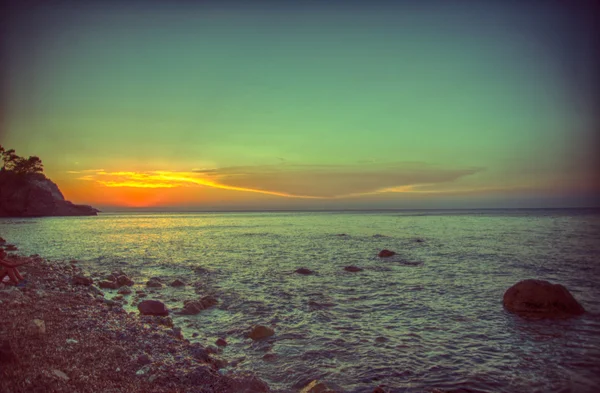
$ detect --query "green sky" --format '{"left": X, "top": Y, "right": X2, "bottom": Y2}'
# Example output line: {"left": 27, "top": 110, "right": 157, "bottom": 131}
{"left": 2, "top": 2, "right": 598, "bottom": 209}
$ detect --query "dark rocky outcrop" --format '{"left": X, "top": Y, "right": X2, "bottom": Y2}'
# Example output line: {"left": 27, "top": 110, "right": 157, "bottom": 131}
{"left": 0, "top": 171, "right": 98, "bottom": 217}
{"left": 503, "top": 279, "right": 585, "bottom": 318}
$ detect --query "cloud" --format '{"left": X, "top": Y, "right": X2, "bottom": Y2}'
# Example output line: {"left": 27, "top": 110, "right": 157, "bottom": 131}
{"left": 70, "top": 162, "right": 482, "bottom": 199}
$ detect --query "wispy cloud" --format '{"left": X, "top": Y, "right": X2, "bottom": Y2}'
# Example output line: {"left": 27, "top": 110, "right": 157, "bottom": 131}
{"left": 69, "top": 162, "right": 483, "bottom": 199}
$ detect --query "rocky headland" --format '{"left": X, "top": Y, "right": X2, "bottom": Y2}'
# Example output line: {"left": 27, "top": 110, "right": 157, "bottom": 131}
{"left": 0, "top": 170, "right": 98, "bottom": 217}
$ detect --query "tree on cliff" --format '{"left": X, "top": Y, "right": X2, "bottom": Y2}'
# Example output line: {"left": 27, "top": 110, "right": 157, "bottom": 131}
{"left": 0, "top": 145, "right": 44, "bottom": 175}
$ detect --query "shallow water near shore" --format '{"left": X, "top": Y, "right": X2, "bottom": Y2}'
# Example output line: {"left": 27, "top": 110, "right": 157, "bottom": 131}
{"left": 2, "top": 209, "right": 600, "bottom": 392}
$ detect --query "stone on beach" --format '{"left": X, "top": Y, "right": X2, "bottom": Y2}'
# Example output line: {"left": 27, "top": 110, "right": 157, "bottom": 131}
{"left": 503, "top": 279, "right": 585, "bottom": 318}
{"left": 29, "top": 319, "right": 46, "bottom": 336}
{"left": 72, "top": 275, "right": 93, "bottom": 286}
{"left": 98, "top": 280, "right": 119, "bottom": 289}
{"left": 378, "top": 249, "right": 396, "bottom": 258}
{"left": 137, "top": 300, "right": 169, "bottom": 316}
{"left": 248, "top": 325, "right": 275, "bottom": 341}
{"left": 295, "top": 268, "right": 314, "bottom": 275}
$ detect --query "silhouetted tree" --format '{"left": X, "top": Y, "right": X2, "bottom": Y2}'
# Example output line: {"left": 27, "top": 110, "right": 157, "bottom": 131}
{"left": 0, "top": 145, "right": 44, "bottom": 175}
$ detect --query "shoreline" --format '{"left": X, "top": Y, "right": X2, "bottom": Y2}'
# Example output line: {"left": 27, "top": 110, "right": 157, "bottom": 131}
{"left": 0, "top": 252, "right": 271, "bottom": 393}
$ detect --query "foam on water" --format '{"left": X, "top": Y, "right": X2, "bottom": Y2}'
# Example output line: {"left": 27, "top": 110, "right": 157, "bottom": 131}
{"left": 2, "top": 209, "right": 600, "bottom": 392}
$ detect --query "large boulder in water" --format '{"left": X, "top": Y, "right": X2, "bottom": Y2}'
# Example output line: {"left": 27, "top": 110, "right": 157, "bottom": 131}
{"left": 503, "top": 279, "right": 585, "bottom": 318}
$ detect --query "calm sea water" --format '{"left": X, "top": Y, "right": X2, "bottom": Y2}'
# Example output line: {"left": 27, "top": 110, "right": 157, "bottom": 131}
{"left": 1, "top": 209, "right": 600, "bottom": 393}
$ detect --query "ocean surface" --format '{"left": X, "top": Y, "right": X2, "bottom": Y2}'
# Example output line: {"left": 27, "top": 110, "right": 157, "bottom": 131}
{"left": 1, "top": 209, "right": 600, "bottom": 393}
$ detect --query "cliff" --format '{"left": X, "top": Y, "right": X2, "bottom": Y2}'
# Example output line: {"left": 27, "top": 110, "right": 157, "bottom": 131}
{"left": 0, "top": 170, "right": 98, "bottom": 217}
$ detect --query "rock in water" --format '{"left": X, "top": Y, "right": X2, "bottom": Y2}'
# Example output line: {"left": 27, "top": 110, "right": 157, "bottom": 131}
{"left": 378, "top": 249, "right": 396, "bottom": 258}
{"left": 344, "top": 266, "right": 363, "bottom": 272}
{"left": 170, "top": 279, "right": 186, "bottom": 287}
{"left": 248, "top": 325, "right": 275, "bottom": 341}
{"left": 503, "top": 279, "right": 585, "bottom": 318}
{"left": 138, "top": 300, "right": 169, "bottom": 316}
{"left": 295, "top": 268, "right": 313, "bottom": 275}
{"left": 146, "top": 279, "right": 163, "bottom": 288}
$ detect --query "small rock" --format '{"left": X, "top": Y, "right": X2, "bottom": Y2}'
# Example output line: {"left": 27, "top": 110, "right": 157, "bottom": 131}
{"left": 146, "top": 279, "right": 162, "bottom": 288}
{"left": 113, "top": 295, "right": 123, "bottom": 301}
{"left": 170, "top": 279, "right": 186, "bottom": 287}
{"left": 344, "top": 266, "right": 363, "bottom": 272}
{"left": 52, "top": 369, "right": 69, "bottom": 382}
{"left": 138, "top": 354, "right": 152, "bottom": 365}
{"left": 248, "top": 325, "right": 274, "bottom": 341}
{"left": 216, "top": 338, "right": 227, "bottom": 347}
{"left": 378, "top": 250, "right": 396, "bottom": 258}
{"left": 104, "top": 299, "right": 116, "bottom": 306}
{"left": 171, "top": 327, "right": 183, "bottom": 339}
{"left": 295, "top": 268, "right": 313, "bottom": 275}
{"left": 116, "top": 275, "right": 134, "bottom": 287}
{"left": 180, "top": 296, "right": 218, "bottom": 315}
{"left": 262, "top": 353, "right": 277, "bottom": 361}
{"left": 375, "top": 336, "right": 388, "bottom": 343}
{"left": 89, "top": 285, "right": 104, "bottom": 297}
{"left": 66, "top": 338, "right": 78, "bottom": 344}
{"left": 29, "top": 319, "right": 45, "bottom": 336}
{"left": 138, "top": 300, "right": 169, "bottom": 316}
{"left": 98, "top": 280, "right": 119, "bottom": 290}
{"left": 118, "top": 287, "right": 132, "bottom": 295}
{"left": 72, "top": 275, "right": 93, "bottom": 286}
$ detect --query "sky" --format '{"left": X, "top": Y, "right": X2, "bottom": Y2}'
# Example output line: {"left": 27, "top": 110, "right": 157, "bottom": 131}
{"left": 1, "top": 1, "right": 599, "bottom": 210}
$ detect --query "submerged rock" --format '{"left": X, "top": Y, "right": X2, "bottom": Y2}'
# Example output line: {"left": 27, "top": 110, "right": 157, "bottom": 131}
{"left": 216, "top": 338, "right": 227, "bottom": 347}
{"left": 180, "top": 296, "right": 218, "bottom": 315}
{"left": 248, "top": 325, "right": 274, "bottom": 341}
{"left": 378, "top": 249, "right": 396, "bottom": 258}
{"left": 344, "top": 266, "right": 363, "bottom": 272}
{"left": 170, "top": 279, "right": 186, "bottom": 287}
{"left": 503, "top": 279, "right": 585, "bottom": 318}
{"left": 138, "top": 300, "right": 169, "bottom": 316}
{"left": 146, "top": 279, "right": 163, "bottom": 288}
{"left": 295, "top": 268, "right": 314, "bottom": 275}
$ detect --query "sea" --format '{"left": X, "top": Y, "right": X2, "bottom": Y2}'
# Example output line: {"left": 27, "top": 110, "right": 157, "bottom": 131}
{"left": 1, "top": 209, "right": 599, "bottom": 393}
